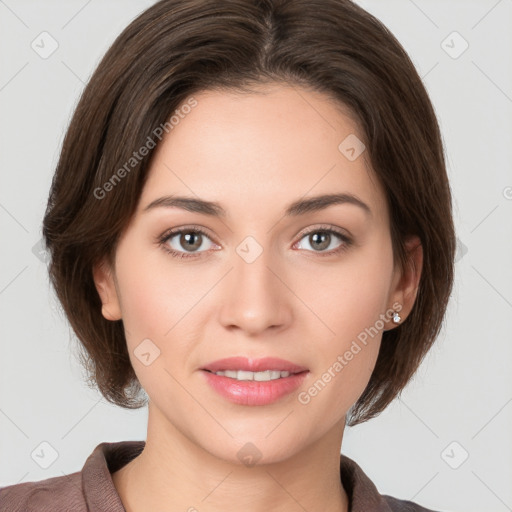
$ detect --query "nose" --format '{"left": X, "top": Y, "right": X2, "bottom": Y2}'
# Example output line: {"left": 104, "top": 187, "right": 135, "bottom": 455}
{"left": 217, "top": 246, "right": 293, "bottom": 336}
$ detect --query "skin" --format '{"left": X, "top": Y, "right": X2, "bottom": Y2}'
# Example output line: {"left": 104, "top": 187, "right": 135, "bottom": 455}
{"left": 93, "top": 83, "right": 423, "bottom": 512}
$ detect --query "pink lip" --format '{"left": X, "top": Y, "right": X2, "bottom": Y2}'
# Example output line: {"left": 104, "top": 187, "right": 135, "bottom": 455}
{"left": 200, "top": 357, "right": 309, "bottom": 406}
{"left": 201, "top": 357, "right": 308, "bottom": 373}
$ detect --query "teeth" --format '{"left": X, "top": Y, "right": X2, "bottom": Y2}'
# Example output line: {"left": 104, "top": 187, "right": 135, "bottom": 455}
{"left": 213, "top": 370, "right": 291, "bottom": 381}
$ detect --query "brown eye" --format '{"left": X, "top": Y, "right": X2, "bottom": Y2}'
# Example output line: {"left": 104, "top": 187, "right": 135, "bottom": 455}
{"left": 308, "top": 232, "right": 332, "bottom": 251}
{"left": 178, "top": 231, "right": 203, "bottom": 252}
{"left": 159, "top": 226, "right": 218, "bottom": 258}
{"left": 296, "top": 228, "right": 349, "bottom": 254}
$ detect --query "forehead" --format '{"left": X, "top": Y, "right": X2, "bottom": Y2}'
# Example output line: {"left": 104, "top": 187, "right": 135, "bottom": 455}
{"left": 138, "top": 84, "right": 386, "bottom": 222}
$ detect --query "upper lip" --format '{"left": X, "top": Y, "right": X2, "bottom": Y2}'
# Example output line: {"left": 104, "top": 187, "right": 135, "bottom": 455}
{"left": 201, "top": 357, "right": 308, "bottom": 374}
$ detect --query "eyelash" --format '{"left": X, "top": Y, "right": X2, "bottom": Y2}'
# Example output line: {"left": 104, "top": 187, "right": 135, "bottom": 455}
{"left": 157, "top": 224, "right": 352, "bottom": 260}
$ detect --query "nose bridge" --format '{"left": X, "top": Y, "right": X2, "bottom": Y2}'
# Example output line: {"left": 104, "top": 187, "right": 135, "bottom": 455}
{"left": 218, "top": 236, "right": 292, "bottom": 334}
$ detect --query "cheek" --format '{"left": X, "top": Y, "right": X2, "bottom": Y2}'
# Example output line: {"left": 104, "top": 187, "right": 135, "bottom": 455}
{"left": 114, "top": 243, "right": 194, "bottom": 340}
{"left": 117, "top": 272, "right": 168, "bottom": 340}
{"left": 295, "top": 238, "right": 394, "bottom": 343}
{"left": 113, "top": 243, "right": 207, "bottom": 388}
{"left": 294, "top": 240, "right": 393, "bottom": 410}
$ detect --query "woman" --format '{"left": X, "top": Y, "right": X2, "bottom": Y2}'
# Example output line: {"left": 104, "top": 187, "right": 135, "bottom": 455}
{"left": 0, "top": 0, "right": 455, "bottom": 510}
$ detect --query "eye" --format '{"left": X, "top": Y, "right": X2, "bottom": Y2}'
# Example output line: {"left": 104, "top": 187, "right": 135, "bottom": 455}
{"left": 158, "top": 224, "right": 352, "bottom": 260}
{"left": 158, "top": 226, "right": 219, "bottom": 259}
{"left": 294, "top": 225, "right": 352, "bottom": 256}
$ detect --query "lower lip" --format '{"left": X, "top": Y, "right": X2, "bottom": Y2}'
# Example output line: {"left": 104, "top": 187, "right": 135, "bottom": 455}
{"left": 201, "top": 370, "right": 308, "bottom": 406}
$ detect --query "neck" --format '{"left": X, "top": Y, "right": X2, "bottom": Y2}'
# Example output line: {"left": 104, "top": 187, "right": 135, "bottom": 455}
{"left": 112, "top": 402, "right": 349, "bottom": 512}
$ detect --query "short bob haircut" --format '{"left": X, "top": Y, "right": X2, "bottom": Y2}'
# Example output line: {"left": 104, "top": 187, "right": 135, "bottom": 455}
{"left": 42, "top": 0, "right": 455, "bottom": 426}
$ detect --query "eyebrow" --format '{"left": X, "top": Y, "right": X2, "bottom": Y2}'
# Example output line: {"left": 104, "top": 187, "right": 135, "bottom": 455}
{"left": 143, "top": 193, "right": 372, "bottom": 218}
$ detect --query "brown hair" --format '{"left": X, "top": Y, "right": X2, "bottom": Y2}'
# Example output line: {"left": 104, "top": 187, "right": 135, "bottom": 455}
{"left": 42, "top": 0, "right": 455, "bottom": 425}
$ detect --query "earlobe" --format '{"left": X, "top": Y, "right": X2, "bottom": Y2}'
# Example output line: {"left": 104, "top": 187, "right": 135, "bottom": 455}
{"left": 92, "top": 258, "right": 122, "bottom": 321}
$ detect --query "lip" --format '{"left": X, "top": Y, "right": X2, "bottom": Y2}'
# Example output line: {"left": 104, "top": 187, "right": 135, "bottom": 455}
{"left": 201, "top": 357, "right": 308, "bottom": 373}
{"left": 200, "top": 357, "right": 309, "bottom": 406}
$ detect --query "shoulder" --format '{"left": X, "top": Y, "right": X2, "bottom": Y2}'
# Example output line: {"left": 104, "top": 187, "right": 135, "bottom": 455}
{"left": 340, "top": 454, "right": 442, "bottom": 512}
{"left": 0, "top": 440, "right": 145, "bottom": 512}
{"left": 0, "top": 471, "right": 85, "bottom": 512}
{"left": 383, "top": 494, "right": 440, "bottom": 512}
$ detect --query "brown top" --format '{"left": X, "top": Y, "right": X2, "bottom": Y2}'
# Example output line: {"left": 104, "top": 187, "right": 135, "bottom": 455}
{"left": 0, "top": 440, "right": 438, "bottom": 511}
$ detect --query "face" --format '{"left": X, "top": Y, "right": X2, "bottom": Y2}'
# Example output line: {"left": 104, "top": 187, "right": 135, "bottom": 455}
{"left": 94, "top": 83, "right": 421, "bottom": 465}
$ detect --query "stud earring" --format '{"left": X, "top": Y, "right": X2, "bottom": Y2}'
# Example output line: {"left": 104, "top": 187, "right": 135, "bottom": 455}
{"left": 392, "top": 311, "right": 401, "bottom": 324}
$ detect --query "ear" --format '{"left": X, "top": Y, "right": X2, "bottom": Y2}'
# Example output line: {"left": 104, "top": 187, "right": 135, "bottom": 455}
{"left": 92, "top": 258, "right": 122, "bottom": 321}
{"left": 387, "top": 235, "right": 423, "bottom": 328}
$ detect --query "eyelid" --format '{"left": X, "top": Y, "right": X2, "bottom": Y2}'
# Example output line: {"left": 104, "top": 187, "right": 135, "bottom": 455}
{"left": 158, "top": 224, "right": 217, "bottom": 242}
{"left": 294, "top": 223, "right": 352, "bottom": 242}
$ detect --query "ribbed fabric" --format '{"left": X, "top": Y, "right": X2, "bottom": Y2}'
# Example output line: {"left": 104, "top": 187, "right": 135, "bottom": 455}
{"left": 0, "top": 441, "right": 438, "bottom": 511}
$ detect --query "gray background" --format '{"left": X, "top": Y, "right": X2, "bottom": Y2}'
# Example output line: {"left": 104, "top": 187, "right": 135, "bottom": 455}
{"left": 1, "top": 1, "right": 511, "bottom": 511}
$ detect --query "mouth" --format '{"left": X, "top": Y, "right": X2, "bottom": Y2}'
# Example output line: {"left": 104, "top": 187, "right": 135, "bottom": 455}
{"left": 200, "top": 357, "right": 309, "bottom": 405}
